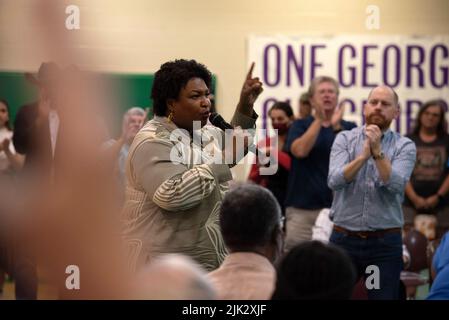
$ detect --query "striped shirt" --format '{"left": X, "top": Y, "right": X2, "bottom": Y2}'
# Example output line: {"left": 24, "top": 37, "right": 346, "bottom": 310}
{"left": 122, "top": 113, "right": 257, "bottom": 271}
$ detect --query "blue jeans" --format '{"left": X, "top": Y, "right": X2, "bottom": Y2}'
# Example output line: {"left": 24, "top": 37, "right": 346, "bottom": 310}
{"left": 330, "top": 229, "right": 403, "bottom": 300}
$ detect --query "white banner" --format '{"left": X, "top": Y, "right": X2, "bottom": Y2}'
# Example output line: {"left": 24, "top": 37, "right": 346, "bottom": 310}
{"left": 247, "top": 35, "right": 449, "bottom": 135}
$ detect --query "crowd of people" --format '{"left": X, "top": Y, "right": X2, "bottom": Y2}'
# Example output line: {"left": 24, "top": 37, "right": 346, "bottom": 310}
{"left": 0, "top": 59, "right": 448, "bottom": 300}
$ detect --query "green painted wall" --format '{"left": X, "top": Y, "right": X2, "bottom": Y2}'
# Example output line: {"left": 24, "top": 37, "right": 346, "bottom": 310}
{"left": 0, "top": 72, "right": 216, "bottom": 137}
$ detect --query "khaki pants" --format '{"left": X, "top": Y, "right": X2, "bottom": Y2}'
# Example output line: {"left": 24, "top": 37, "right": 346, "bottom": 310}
{"left": 284, "top": 207, "right": 321, "bottom": 253}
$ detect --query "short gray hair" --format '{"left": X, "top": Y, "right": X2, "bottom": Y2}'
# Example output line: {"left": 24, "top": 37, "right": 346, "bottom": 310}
{"left": 124, "top": 107, "right": 146, "bottom": 118}
{"left": 123, "top": 107, "right": 146, "bottom": 127}
{"left": 308, "top": 76, "right": 340, "bottom": 97}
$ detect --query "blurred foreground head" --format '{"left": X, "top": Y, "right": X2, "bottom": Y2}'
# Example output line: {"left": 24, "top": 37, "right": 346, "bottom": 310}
{"left": 220, "top": 183, "right": 284, "bottom": 263}
{"left": 130, "top": 254, "right": 216, "bottom": 300}
{"left": 272, "top": 241, "right": 356, "bottom": 300}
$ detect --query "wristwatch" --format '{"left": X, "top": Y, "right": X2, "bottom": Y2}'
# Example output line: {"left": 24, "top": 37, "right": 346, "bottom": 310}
{"left": 372, "top": 151, "right": 385, "bottom": 160}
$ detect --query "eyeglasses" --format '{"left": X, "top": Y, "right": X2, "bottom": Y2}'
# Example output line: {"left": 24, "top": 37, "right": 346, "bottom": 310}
{"left": 423, "top": 111, "right": 441, "bottom": 118}
{"left": 279, "top": 216, "right": 285, "bottom": 229}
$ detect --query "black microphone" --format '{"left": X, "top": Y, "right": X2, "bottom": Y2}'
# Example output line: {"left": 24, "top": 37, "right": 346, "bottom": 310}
{"left": 208, "top": 112, "right": 269, "bottom": 160}
{"left": 209, "top": 112, "right": 234, "bottom": 130}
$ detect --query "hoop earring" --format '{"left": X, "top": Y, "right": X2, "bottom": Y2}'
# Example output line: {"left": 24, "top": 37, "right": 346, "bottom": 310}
{"left": 168, "top": 111, "right": 174, "bottom": 122}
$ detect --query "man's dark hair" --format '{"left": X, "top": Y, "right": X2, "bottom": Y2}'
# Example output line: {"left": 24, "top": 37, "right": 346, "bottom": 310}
{"left": 219, "top": 183, "right": 281, "bottom": 250}
{"left": 412, "top": 99, "right": 447, "bottom": 137}
{"left": 272, "top": 241, "right": 356, "bottom": 300}
{"left": 268, "top": 101, "right": 294, "bottom": 118}
{"left": 151, "top": 59, "right": 212, "bottom": 117}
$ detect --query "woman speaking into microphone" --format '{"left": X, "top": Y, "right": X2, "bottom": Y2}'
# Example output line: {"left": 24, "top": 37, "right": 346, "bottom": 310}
{"left": 122, "top": 59, "right": 262, "bottom": 271}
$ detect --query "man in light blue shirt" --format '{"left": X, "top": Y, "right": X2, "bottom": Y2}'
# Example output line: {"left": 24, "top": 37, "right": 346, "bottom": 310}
{"left": 328, "top": 85, "right": 416, "bottom": 300}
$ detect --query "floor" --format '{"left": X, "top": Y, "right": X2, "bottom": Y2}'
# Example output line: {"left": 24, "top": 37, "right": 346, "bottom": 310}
{"left": 0, "top": 275, "right": 58, "bottom": 300}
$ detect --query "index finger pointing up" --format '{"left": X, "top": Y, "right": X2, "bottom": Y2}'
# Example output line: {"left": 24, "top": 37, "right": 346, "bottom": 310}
{"left": 246, "top": 62, "right": 255, "bottom": 80}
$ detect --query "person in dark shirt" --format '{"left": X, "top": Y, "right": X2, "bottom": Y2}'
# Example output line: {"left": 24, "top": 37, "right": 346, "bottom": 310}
{"left": 283, "top": 76, "right": 356, "bottom": 251}
{"left": 404, "top": 99, "right": 449, "bottom": 237}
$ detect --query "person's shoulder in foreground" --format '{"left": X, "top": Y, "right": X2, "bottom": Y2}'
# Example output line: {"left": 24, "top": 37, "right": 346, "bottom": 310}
{"left": 427, "top": 232, "right": 449, "bottom": 300}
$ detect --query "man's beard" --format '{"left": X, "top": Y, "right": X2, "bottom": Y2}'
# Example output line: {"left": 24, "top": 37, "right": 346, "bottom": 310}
{"left": 366, "top": 113, "right": 391, "bottom": 131}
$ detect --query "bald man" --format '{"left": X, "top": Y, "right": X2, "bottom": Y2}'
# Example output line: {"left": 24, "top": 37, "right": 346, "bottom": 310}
{"left": 130, "top": 254, "right": 216, "bottom": 300}
{"left": 327, "top": 86, "right": 416, "bottom": 300}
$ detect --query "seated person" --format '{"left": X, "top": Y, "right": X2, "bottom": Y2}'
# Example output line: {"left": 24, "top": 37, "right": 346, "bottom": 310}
{"left": 207, "top": 183, "right": 284, "bottom": 300}
{"left": 271, "top": 241, "right": 356, "bottom": 299}
{"left": 131, "top": 254, "right": 216, "bottom": 300}
{"left": 414, "top": 214, "right": 437, "bottom": 241}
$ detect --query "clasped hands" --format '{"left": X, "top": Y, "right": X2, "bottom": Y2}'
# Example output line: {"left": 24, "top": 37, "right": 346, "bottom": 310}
{"left": 361, "top": 124, "right": 383, "bottom": 160}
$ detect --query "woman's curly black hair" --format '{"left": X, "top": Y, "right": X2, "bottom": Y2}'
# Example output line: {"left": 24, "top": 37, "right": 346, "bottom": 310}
{"left": 151, "top": 59, "right": 212, "bottom": 117}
